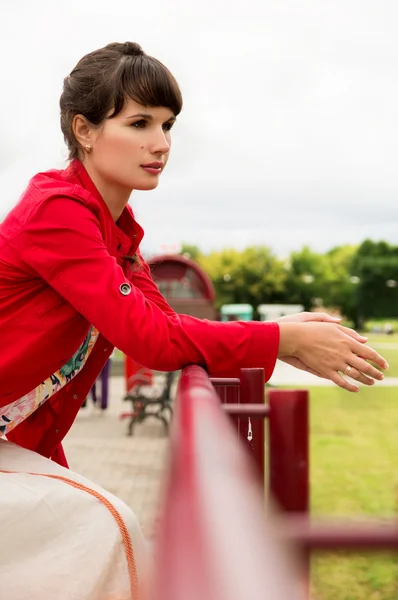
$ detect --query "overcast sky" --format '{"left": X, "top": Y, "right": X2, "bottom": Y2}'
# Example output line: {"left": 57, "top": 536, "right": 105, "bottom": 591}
{"left": 1, "top": 1, "right": 397, "bottom": 257}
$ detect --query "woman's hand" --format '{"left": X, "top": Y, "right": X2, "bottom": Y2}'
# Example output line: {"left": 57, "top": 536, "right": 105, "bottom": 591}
{"left": 276, "top": 311, "right": 341, "bottom": 324}
{"left": 278, "top": 321, "right": 389, "bottom": 392}
{"left": 279, "top": 356, "right": 325, "bottom": 378}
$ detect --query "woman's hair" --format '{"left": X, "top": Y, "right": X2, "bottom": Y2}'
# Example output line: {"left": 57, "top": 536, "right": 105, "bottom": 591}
{"left": 60, "top": 41, "right": 183, "bottom": 160}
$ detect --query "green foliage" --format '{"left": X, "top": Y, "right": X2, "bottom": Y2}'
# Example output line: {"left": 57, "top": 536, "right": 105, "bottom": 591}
{"left": 323, "top": 245, "right": 359, "bottom": 323}
{"left": 197, "top": 246, "right": 287, "bottom": 311}
{"left": 283, "top": 247, "right": 323, "bottom": 310}
{"left": 177, "top": 239, "right": 398, "bottom": 322}
{"left": 278, "top": 244, "right": 358, "bottom": 312}
{"left": 352, "top": 241, "right": 398, "bottom": 324}
{"left": 180, "top": 242, "right": 202, "bottom": 262}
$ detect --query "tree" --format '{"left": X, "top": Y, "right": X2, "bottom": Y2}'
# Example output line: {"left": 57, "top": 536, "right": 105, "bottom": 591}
{"left": 180, "top": 242, "right": 202, "bottom": 262}
{"left": 177, "top": 240, "right": 398, "bottom": 326}
{"left": 322, "top": 245, "right": 358, "bottom": 322}
{"left": 351, "top": 240, "right": 398, "bottom": 325}
{"left": 198, "top": 246, "right": 287, "bottom": 311}
{"left": 284, "top": 247, "right": 328, "bottom": 310}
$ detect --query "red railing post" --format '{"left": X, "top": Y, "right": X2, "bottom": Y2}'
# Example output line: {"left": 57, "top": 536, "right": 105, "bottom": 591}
{"left": 268, "top": 389, "right": 309, "bottom": 583}
{"left": 239, "top": 368, "right": 265, "bottom": 487}
{"left": 267, "top": 389, "right": 309, "bottom": 513}
{"left": 212, "top": 379, "right": 240, "bottom": 434}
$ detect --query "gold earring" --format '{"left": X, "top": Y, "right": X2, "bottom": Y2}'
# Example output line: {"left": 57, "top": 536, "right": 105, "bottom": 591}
{"left": 85, "top": 144, "right": 91, "bottom": 153}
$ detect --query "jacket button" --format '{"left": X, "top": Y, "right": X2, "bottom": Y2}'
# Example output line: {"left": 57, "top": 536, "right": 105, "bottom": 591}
{"left": 73, "top": 394, "right": 78, "bottom": 400}
{"left": 119, "top": 283, "right": 132, "bottom": 296}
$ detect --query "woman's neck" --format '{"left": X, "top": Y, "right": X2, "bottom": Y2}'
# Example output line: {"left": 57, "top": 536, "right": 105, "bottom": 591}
{"left": 83, "top": 162, "right": 132, "bottom": 222}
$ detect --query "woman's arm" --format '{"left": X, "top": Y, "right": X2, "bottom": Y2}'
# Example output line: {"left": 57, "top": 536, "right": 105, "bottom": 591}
{"left": 19, "top": 196, "right": 279, "bottom": 379}
{"left": 20, "top": 196, "right": 388, "bottom": 388}
{"left": 126, "top": 250, "right": 177, "bottom": 318}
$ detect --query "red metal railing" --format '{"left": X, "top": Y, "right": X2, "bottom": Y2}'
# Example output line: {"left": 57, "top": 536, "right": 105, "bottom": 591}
{"left": 212, "top": 369, "right": 266, "bottom": 485}
{"left": 281, "top": 517, "right": 398, "bottom": 551}
{"left": 150, "top": 365, "right": 305, "bottom": 600}
{"left": 150, "top": 365, "right": 398, "bottom": 599}
{"left": 212, "top": 371, "right": 309, "bottom": 516}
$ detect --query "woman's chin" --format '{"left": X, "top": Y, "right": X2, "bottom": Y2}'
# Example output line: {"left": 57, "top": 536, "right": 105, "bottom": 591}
{"left": 133, "top": 179, "right": 160, "bottom": 191}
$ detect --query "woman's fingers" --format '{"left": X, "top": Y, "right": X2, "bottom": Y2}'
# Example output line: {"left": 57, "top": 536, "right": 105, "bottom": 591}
{"left": 291, "top": 322, "right": 389, "bottom": 393}
{"left": 337, "top": 324, "right": 368, "bottom": 343}
{"left": 277, "top": 312, "right": 341, "bottom": 324}
{"left": 348, "top": 354, "right": 385, "bottom": 380}
{"left": 330, "top": 371, "right": 360, "bottom": 393}
{"left": 281, "top": 356, "right": 325, "bottom": 378}
{"left": 341, "top": 366, "right": 375, "bottom": 386}
{"left": 348, "top": 339, "right": 389, "bottom": 371}
{"left": 306, "top": 312, "right": 341, "bottom": 323}
{"left": 329, "top": 366, "right": 376, "bottom": 392}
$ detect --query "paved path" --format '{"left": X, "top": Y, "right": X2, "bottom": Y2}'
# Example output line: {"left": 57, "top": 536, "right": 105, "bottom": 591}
{"left": 63, "top": 376, "right": 168, "bottom": 537}
{"left": 371, "top": 342, "right": 398, "bottom": 349}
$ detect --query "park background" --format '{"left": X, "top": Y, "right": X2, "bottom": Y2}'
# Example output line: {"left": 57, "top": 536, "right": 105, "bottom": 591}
{"left": 2, "top": 1, "right": 398, "bottom": 598}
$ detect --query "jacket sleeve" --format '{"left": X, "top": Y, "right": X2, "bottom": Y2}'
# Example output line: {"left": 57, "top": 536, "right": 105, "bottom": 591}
{"left": 127, "top": 250, "right": 177, "bottom": 318}
{"left": 20, "top": 197, "right": 280, "bottom": 378}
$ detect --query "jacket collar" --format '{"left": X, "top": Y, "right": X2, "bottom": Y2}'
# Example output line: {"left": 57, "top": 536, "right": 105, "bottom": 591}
{"left": 66, "top": 159, "right": 144, "bottom": 254}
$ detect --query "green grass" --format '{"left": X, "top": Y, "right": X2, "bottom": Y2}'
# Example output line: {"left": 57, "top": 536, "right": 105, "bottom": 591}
{"left": 305, "top": 385, "right": 398, "bottom": 599}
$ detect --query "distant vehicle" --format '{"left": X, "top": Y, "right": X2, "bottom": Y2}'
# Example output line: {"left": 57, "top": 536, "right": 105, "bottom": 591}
{"left": 220, "top": 304, "right": 253, "bottom": 322}
{"left": 257, "top": 304, "right": 304, "bottom": 322}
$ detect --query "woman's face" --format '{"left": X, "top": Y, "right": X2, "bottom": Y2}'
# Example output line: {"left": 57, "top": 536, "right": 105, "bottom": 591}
{"left": 86, "top": 98, "right": 176, "bottom": 193}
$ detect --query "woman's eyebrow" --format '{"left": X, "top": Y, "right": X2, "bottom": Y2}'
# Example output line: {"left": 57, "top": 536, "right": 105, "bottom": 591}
{"left": 125, "top": 113, "right": 153, "bottom": 120}
{"left": 125, "top": 113, "right": 176, "bottom": 121}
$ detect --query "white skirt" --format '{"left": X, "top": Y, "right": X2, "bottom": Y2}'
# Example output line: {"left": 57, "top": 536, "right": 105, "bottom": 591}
{"left": 0, "top": 439, "right": 148, "bottom": 599}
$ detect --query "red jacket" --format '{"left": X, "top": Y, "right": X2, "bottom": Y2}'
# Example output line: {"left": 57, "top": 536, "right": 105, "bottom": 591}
{"left": 0, "top": 160, "right": 279, "bottom": 466}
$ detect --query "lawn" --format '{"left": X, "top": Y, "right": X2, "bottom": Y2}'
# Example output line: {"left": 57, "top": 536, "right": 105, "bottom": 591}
{"left": 302, "top": 385, "right": 398, "bottom": 599}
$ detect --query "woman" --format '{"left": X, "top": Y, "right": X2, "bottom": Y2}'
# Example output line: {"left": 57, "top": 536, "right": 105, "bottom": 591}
{"left": 0, "top": 41, "right": 388, "bottom": 598}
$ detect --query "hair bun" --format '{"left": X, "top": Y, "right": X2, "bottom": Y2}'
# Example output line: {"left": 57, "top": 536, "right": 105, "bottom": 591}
{"left": 121, "top": 42, "right": 144, "bottom": 57}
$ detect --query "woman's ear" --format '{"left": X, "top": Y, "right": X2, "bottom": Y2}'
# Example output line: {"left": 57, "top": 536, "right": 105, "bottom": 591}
{"left": 72, "top": 114, "right": 93, "bottom": 151}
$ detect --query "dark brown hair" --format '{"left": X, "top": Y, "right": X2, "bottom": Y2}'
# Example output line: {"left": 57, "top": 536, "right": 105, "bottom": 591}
{"left": 60, "top": 41, "right": 183, "bottom": 160}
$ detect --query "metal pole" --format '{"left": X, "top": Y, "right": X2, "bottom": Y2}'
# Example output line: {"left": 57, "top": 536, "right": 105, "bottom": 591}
{"left": 239, "top": 368, "right": 265, "bottom": 487}
{"left": 268, "top": 389, "right": 310, "bottom": 583}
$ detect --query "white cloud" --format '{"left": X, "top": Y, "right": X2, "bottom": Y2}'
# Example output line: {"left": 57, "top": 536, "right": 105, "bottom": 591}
{"left": 1, "top": 0, "right": 398, "bottom": 256}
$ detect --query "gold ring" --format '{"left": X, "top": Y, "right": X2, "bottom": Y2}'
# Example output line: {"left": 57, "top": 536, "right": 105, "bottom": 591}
{"left": 343, "top": 365, "right": 352, "bottom": 376}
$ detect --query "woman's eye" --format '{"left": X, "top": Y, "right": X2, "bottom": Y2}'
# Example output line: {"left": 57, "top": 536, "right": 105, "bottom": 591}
{"left": 131, "top": 120, "right": 147, "bottom": 128}
{"left": 163, "top": 122, "right": 174, "bottom": 132}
